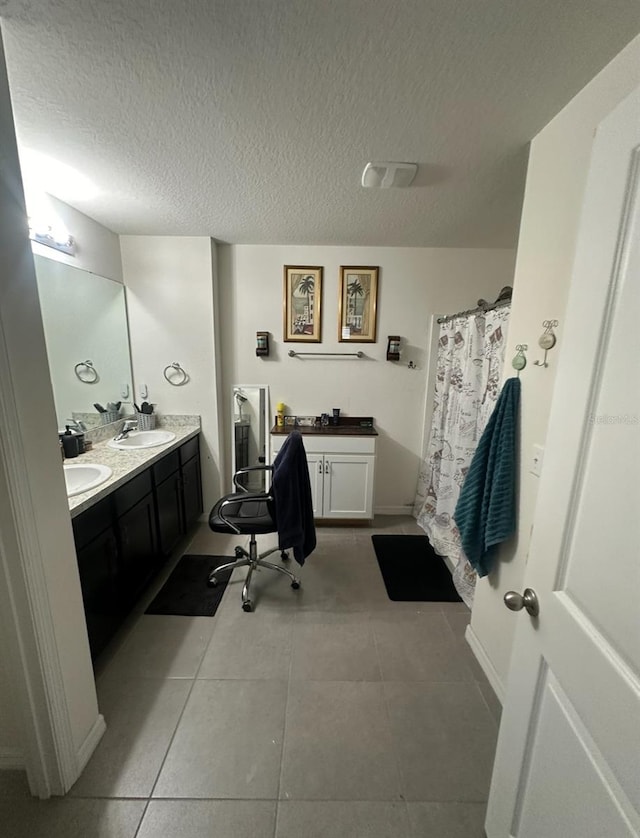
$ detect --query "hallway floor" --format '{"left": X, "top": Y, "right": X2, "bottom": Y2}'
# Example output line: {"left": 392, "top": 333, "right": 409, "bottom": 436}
{"left": 0, "top": 517, "right": 500, "bottom": 837}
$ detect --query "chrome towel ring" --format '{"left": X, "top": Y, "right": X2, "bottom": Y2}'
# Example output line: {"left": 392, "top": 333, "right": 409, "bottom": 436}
{"left": 163, "top": 362, "right": 189, "bottom": 386}
{"left": 74, "top": 360, "right": 99, "bottom": 383}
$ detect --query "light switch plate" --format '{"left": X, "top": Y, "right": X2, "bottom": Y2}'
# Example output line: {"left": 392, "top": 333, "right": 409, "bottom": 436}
{"left": 530, "top": 444, "right": 544, "bottom": 477}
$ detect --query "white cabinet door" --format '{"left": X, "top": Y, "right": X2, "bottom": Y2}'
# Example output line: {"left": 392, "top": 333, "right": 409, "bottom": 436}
{"left": 323, "top": 454, "right": 375, "bottom": 519}
{"left": 305, "top": 453, "right": 324, "bottom": 518}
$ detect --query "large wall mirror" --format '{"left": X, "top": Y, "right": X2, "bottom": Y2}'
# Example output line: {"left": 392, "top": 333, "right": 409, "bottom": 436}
{"left": 231, "top": 385, "right": 270, "bottom": 491}
{"left": 34, "top": 255, "right": 134, "bottom": 430}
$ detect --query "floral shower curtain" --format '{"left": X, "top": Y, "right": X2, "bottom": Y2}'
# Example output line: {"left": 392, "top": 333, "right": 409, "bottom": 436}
{"left": 413, "top": 305, "right": 510, "bottom": 606}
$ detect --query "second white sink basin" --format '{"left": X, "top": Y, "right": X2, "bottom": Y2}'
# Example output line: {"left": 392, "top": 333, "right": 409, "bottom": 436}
{"left": 108, "top": 430, "right": 176, "bottom": 450}
{"left": 64, "top": 463, "right": 112, "bottom": 497}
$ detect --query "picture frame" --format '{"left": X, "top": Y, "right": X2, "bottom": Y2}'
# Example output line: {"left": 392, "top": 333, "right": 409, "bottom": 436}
{"left": 283, "top": 266, "right": 323, "bottom": 342}
{"left": 338, "top": 266, "right": 379, "bottom": 342}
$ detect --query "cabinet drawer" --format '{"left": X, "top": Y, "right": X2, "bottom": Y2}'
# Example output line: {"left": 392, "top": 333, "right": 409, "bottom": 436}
{"left": 272, "top": 434, "right": 376, "bottom": 456}
{"left": 153, "top": 450, "right": 180, "bottom": 485}
{"left": 113, "top": 469, "right": 153, "bottom": 517}
{"left": 179, "top": 435, "right": 199, "bottom": 465}
{"left": 72, "top": 497, "right": 113, "bottom": 550}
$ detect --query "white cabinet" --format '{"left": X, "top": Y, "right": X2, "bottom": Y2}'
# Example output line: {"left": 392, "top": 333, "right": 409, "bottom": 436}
{"left": 271, "top": 433, "right": 376, "bottom": 521}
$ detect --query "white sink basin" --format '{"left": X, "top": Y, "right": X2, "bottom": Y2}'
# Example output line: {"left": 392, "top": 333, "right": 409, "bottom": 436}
{"left": 107, "top": 430, "right": 176, "bottom": 450}
{"left": 64, "top": 463, "right": 112, "bottom": 497}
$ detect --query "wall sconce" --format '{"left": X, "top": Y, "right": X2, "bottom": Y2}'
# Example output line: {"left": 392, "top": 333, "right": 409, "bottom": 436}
{"left": 386, "top": 335, "right": 401, "bottom": 361}
{"left": 256, "top": 331, "right": 270, "bottom": 357}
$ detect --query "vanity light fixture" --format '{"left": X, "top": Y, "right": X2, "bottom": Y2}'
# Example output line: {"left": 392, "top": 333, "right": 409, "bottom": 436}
{"left": 387, "top": 336, "right": 401, "bottom": 361}
{"left": 256, "top": 331, "right": 270, "bottom": 356}
{"left": 28, "top": 216, "right": 75, "bottom": 255}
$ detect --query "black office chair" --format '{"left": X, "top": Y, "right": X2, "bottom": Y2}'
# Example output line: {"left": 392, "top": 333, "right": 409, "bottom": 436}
{"left": 207, "top": 464, "right": 301, "bottom": 612}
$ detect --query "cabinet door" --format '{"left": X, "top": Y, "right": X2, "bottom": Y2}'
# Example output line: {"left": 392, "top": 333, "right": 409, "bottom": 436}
{"left": 181, "top": 455, "right": 203, "bottom": 531}
{"left": 155, "top": 473, "right": 183, "bottom": 557}
{"left": 305, "top": 453, "right": 324, "bottom": 518}
{"left": 76, "top": 527, "right": 121, "bottom": 660}
{"left": 117, "top": 493, "right": 158, "bottom": 607}
{"left": 323, "top": 454, "right": 375, "bottom": 519}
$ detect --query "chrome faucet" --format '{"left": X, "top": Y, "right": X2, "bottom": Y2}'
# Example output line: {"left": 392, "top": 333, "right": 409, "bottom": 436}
{"left": 114, "top": 419, "right": 137, "bottom": 441}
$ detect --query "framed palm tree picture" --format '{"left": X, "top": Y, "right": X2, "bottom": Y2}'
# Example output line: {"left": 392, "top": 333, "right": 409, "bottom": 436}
{"left": 283, "top": 266, "right": 323, "bottom": 342}
{"left": 338, "top": 266, "right": 379, "bottom": 342}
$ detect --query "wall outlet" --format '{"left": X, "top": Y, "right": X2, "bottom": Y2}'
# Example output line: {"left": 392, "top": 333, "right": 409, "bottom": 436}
{"left": 530, "top": 444, "right": 544, "bottom": 477}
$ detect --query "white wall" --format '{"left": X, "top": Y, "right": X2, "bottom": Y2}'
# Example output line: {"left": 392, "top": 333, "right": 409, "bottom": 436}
{"left": 0, "top": 33, "right": 101, "bottom": 785}
{"left": 469, "top": 35, "right": 640, "bottom": 698}
{"left": 30, "top": 192, "right": 123, "bottom": 282}
{"left": 120, "top": 236, "right": 224, "bottom": 510}
{"left": 218, "top": 245, "right": 516, "bottom": 510}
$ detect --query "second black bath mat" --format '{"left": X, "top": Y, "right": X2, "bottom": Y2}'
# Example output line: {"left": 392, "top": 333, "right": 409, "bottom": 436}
{"left": 145, "top": 555, "right": 233, "bottom": 617}
{"left": 371, "top": 535, "right": 462, "bottom": 602}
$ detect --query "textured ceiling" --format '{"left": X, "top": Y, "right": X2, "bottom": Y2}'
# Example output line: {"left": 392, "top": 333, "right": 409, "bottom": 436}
{"left": 1, "top": 0, "right": 638, "bottom": 247}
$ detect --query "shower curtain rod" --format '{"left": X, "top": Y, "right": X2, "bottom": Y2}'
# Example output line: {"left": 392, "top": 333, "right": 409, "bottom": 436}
{"left": 436, "top": 293, "right": 512, "bottom": 324}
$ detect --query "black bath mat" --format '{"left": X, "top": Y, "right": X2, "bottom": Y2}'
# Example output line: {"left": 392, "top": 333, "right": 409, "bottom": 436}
{"left": 371, "top": 535, "right": 462, "bottom": 602}
{"left": 145, "top": 555, "right": 233, "bottom": 617}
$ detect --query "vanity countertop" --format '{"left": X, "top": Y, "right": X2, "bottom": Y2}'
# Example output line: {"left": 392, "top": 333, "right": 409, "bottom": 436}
{"left": 67, "top": 422, "right": 201, "bottom": 517}
{"left": 270, "top": 423, "right": 377, "bottom": 437}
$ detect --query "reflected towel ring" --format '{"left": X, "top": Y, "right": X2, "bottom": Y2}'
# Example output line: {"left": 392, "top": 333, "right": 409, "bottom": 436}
{"left": 74, "top": 360, "right": 99, "bottom": 384}
{"left": 163, "top": 362, "right": 189, "bottom": 386}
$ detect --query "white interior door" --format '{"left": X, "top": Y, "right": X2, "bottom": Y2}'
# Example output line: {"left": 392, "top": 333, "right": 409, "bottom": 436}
{"left": 486, "top": 88, "right": 640, "bottom": 837}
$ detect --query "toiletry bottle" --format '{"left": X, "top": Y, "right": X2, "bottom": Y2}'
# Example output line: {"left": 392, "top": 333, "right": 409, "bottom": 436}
{"left": 60, "top": 427, "right": 79, "bottom": 458}
{"left": 276, "top": 402, "right": 285, "bottom": 428}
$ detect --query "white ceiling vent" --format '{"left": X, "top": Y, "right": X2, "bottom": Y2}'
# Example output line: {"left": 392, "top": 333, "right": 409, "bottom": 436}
{"left": 361, "top": 161, "right": 418, "bottom": 188}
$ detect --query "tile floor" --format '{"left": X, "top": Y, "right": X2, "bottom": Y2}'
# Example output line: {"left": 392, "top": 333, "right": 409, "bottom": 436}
{"left": 0, "top": 516, "right": 501, "bottom": 837}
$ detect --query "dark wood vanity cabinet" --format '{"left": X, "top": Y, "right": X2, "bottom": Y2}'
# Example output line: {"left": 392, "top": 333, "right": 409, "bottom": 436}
{"left": 72, "top": 434, "right": 203, "bottom": 660}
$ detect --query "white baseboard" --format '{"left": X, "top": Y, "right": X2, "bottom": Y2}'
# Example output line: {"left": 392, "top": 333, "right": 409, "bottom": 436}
{"left": 0, "top": 747, "right": 24, "bottom": 770}
{"left": 374, "top": 505, "right": 414, "bottom": 516}
{"left": 465, "top": 624, "right": 505, "bottom": 705}
{"left": 76, "top": 714, "right": 106, "bottom": 776}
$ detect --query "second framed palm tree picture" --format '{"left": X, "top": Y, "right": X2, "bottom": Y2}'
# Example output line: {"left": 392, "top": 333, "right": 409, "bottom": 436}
{"left": 338, "top": 266, "right": 379, "bottom": 342}
{"left": 283, "top": 266, "right": 323, "bottom": 342}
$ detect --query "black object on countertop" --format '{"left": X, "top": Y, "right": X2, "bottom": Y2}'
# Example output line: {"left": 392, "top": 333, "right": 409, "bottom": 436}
{"left": 371, "top": 534, "right": 462, "bottom": 602}
{"left": 145, "top": 555, "right": 232, "bottom": 616}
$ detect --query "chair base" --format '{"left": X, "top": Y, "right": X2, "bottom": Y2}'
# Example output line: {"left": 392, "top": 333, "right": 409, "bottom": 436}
{"left": 207, "top": 535, "right": 301, "bottom": 612}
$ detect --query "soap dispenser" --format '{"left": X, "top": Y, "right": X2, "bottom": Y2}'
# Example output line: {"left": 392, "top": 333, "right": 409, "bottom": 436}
{"left": 60, "top": 426, "right": 79, "bottom": 458}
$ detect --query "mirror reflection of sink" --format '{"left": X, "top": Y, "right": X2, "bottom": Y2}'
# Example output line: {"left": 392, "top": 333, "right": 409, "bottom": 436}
{"left": 107, "top": 430, "right": 176, "bottom": 450}
{"left": 64, "top": 463, "right": 112, "bottom": 497}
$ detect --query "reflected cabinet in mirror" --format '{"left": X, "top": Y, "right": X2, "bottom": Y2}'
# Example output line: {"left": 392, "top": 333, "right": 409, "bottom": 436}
{"left": 231, "top": 385, "right": 270, "bottom": 492}
{"left": 34, "top": 255, "right": 134, "bottom": 430}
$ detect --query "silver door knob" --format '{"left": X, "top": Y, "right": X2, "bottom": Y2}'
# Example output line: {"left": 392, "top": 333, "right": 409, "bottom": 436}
{"left": 503, "top": 588, "right": 539, "bottom": 617}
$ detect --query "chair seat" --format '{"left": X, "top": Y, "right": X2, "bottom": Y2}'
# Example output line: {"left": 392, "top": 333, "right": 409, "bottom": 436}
{"left": 208, "top": 492, "right": 276, "bottom": 535}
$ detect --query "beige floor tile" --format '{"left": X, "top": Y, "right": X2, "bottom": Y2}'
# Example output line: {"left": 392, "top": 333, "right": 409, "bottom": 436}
{"left": 198, "top": 611, "right": 294, "bottom": 679}
{"left": 373, "top": 611, "right": 474, "bottom": 682}
{"left": 98, "top": 615, "right": 216, "bottom": 681}
{"left": 0, "top": 797, "right": 145, "bottom": 838}
{"left": 406, "top": 801, "right": 487, "bottom": 837}
{"left": 384, "top": 681, "right": 498, "bottom": 801}
{"left": 70, "top": 677, "right": 191, "bottom": 798}
{"left": 137, "top": 800, "right": 276, "bottom": 838}
{"left": 276, "top": 800, "right": 411, "bottom": 838}
{"left": 153, "top": 679, "right": 287, "bottom": 798}
{"left": 290, "top": 618, "right": 380, "bottom": 681}
{"left": 280, "top": 680, "right": 401, "bottom": 801}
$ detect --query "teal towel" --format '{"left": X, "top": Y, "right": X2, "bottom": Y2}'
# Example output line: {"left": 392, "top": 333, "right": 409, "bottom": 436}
{"left": 454, "top": 377, "right": 520, "bottom": 577}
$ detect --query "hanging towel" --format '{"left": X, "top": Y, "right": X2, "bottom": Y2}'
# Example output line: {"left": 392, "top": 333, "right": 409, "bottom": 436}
{"left": 453, "top": 377, "right": 520, "bottom": 577}
{"left": 272, "top": 431, "right": 316, "bottom": 566}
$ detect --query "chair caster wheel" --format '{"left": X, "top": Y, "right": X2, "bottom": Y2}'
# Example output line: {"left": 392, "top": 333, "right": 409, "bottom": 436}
{"left": 207, "top": 577, "right": 218, "bottom": 588}
{"left": 291, "top": 581, "right": 300, "bottom": 590}
{"left": 281, "top": 551, "right": 290, "bottom": 561}
{"left": 242, "top": 601, "right": 253, "bottom": 612}
{"left": 235, "top": 546, "right": 244, "bottom": 558}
